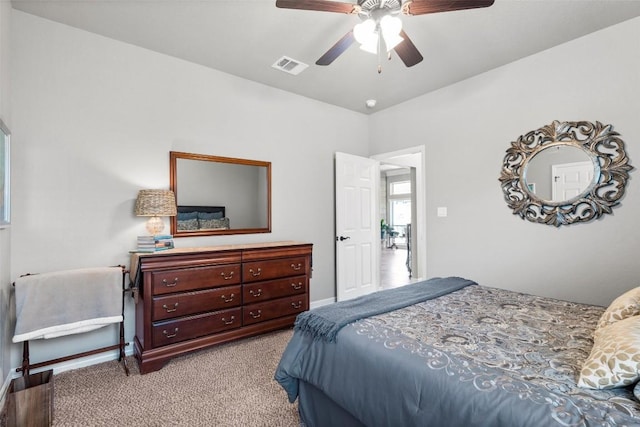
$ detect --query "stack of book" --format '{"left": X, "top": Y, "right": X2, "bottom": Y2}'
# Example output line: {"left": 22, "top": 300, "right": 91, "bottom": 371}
{"left": 154, "top": 235, "right": 174, "bottom": 251}
{"left": 136, "top": 235, "right": 174, "bottom": 252}
{"left": 136, "top": 236, "right": 155, "bottom": 253}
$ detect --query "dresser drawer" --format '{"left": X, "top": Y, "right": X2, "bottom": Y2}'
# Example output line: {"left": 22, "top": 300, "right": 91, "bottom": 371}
{"left": 243, "top": 276, "right": 306, "bottom": 303}
{"left": 151, "top": 264, "right": 240, "bottom": 295}
{"left": 152, "top": 285, "right": 241, "bottom": 321}
{"left": 243, "top": 257, "right": 307, "bottom": 283}
{"left": 152, "top": 308, "right": 241, "bottom": 347}
{"left": 243, "top": 294, "right": 307, "bottom": 325}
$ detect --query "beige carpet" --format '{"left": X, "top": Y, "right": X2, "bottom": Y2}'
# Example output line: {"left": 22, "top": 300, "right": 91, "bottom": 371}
{"left": 51, "top": 329, "right": 299, "bottom": 426}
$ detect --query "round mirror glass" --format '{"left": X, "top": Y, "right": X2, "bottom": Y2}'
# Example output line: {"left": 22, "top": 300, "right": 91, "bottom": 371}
{"left": 523, "top": 145, "right": 595, "bottom": 204}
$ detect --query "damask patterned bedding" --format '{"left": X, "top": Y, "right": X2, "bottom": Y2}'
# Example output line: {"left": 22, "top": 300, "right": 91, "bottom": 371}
{"left": 275, "top": 282, "right": 640, "bottom": 426}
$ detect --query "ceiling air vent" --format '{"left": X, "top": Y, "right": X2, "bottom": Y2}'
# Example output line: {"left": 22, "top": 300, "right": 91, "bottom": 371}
{"left": 272, "top": 56, "right": 309, "bottom": 75}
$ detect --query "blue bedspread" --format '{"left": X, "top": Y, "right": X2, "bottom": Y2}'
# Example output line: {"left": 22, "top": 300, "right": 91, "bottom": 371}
{"left": 294, "top": 276, "right": 476, "bottom": 342}
{"left": 275, "top": 282, "right": 640, "bottom": 427}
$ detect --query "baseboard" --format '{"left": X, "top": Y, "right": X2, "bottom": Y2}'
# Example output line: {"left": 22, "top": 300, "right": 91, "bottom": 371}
{"left": 310, "top": 297, "right": 335, "bottom": 309}
{"left": 31, "top": 342, "right": 135, "bottom": 375}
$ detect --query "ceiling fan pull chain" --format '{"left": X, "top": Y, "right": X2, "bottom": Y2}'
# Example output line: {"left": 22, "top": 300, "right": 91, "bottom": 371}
{"left": 377, "top": 31, "right": 383, "bottom": 74}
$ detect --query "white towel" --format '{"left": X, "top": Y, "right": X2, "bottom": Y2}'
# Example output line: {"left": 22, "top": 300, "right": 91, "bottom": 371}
{"left": 13, "top": 267, "right": 123, "bottom": 343}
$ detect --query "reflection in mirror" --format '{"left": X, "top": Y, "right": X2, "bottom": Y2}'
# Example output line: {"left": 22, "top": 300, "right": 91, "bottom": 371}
{"left": 499, "top": 121, "right": 633, "bottom": 227}
{"left": 170, "top": 151, "right": 271, "bottom": 237}
{"left": 523, "top": 145, "right": 595, "bottom": 203}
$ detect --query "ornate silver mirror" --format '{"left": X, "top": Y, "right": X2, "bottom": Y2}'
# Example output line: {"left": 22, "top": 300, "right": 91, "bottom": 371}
{"left": 499, "top": 121, "right": 633, "bottom": 226}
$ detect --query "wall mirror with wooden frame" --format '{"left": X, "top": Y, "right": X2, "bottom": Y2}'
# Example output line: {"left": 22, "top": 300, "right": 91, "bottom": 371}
{"left": 170, "top": 151, "right": 271, "bottom": 237}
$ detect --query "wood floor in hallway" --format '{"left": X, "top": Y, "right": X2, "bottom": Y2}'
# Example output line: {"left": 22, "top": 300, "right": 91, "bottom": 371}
{"left": 380, "top": 247, "right": 418, "bottom": 289}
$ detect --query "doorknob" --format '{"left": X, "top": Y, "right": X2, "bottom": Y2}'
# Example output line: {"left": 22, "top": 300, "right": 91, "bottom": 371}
{"left": 336, "top": 236, "right": 351, "bottom": 241}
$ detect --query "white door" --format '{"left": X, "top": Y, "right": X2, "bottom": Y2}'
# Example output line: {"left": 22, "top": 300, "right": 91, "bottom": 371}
{"left": 335, "top": 152, "right": 379, "bottom": 301}
{"left": 552, "top": 161, "right": 593, "bottom": 202}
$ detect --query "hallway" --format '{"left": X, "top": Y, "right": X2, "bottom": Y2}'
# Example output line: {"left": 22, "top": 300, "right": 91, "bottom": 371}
{"left": 380, "top": 247, "right": 417, "bottom": 289}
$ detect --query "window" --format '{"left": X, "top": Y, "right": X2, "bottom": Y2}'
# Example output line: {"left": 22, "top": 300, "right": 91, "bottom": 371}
{"left": 390, "top": 180, "right": 410, "bottom": 196}
{"left": 390, "top": 199, "right": 411, "bottom": 226}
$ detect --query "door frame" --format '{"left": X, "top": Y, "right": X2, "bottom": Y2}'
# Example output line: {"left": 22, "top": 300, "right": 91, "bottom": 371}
{"left": 371, "top": 145, "right": 426, "bottom": 280}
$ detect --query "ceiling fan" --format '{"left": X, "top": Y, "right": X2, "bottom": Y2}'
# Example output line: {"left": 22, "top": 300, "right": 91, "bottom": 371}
{"left": 276, "top": 0, "right": 495, "bottom": 72}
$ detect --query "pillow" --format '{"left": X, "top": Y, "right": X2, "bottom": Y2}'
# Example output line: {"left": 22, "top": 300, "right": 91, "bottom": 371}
{"left": 177, "top": 211, "right": 198, "bottom": 221}
{"left": 177, "top": 218, "right": 199, "bottom": 231}
{"left": 596, "top": 287, "right": 640, "bottom": 331}
{"left": 198, "top": 211, "right": 224, "bottom": 220}
{"left": 199, "top": 218, "right": 229, "bottom": 230}
{"left": 578, "top": 315, "right": 640, "bottom": 389}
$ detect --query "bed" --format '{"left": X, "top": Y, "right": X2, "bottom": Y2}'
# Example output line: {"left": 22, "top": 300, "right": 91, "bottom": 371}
{"left": 275, "top": 277, "right": 640, "bottom": 426}
{"left": 176, "top": 205, "right": 230, "bottom": 231}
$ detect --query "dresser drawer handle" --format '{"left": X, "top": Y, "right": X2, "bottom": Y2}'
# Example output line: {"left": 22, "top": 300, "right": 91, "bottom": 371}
{"left": 221, "top": 293, "right": 235, "bottom": 303}
{"left": 222, "top": 316, "right": 235, "bottom": 325}
{"left": 249, "top": 268, "right": 262, "bottom": 277}
{"left": 291, "top": 263, "right": 302, "bottom": 271}
{"left": 249, "top": 289, "right": 262, "bottom": 298}
{"left": 162, "top": 328, "right": 179, "bottom": 338}
{"left": 291, "top": 301, "right": 302, "bottom": 310}
{"left": 220, "top": 271, "right": 234, "bottom": 280}
{"left": 162, "top": 278, "right": 179, "bottom": 287}
{"left": 249, "top": 310, "right": 262, "bottom": 319}
{"left": 162, "top": 303, "right": 179, "bottom": 313}
{"left": 291, "top": 282, "right": 303, "bottom": 291}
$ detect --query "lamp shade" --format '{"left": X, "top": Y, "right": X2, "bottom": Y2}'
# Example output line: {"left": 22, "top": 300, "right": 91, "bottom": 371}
{"left": 134, "top": 190, "right": 177, "bottom": 217}
{"left": 354, "top": 19, "right": 376, "bottom": 45}
{"left": 380, "top": 15, "right": 403, "bottom": 51}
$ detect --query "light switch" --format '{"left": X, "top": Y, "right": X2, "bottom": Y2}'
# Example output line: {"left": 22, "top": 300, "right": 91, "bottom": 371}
{"left": 437, "top": 207, "right": 448, "bottom": 217}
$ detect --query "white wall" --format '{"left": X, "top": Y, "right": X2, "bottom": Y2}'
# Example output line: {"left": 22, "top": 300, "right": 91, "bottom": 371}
{"left": 9, "top": 11, "right": 369, "bottom": 371}
{"left": 370, "top": 17, "right": 640, "bottom": 306}
{"left": 0, "top": 0, "right": 12, "bottom": 397}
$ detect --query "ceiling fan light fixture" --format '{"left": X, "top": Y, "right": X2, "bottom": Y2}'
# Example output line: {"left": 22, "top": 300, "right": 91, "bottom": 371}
{"left": 353, "top": 19, "right": 376, "bottom": 45}
{"left": 359, "top": 38, "right": 379, "bottom": 54}
{"left": 382, "top": 32, "right": 403, "bottom": 51}
{"left": 354, "top": 15, "right": 403, "bottom": 56}
{"left": 380, "top": 15, "right": 403, "bottom": 51}
{"left": 380, "top": 15, "right": 402, "bottom": 34}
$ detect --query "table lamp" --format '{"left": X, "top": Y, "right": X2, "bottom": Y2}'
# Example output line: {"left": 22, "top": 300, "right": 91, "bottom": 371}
{"left": 134, "top": 189, "right": 177, "bottom": 235}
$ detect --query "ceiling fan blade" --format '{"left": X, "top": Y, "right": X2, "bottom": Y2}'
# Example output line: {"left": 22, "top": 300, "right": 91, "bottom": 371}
{"left": 394, "top": 30, "right": 423, "bottom": 67}
{"left": 316, "top": 30, "right": 356, "bottom": 66}
{"left": 276, "top": 0, "right": 359, "bottom": 14}
{"left": 403, "top": 0, "right": 494, "bottom": 16}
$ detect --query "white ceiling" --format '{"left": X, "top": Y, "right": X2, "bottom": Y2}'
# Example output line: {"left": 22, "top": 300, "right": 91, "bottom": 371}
{"left": 11, "top": 0, "right": 640, "bottom": 114}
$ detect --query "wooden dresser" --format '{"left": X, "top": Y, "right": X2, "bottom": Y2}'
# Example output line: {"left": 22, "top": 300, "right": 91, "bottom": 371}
{"left": 130, "top": 241, "right": 312, "bottom": 374}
